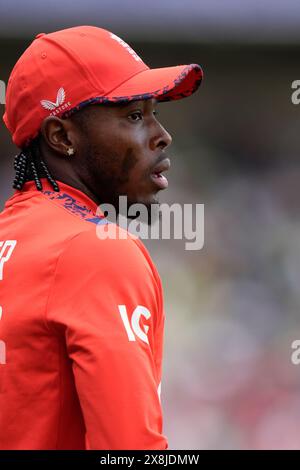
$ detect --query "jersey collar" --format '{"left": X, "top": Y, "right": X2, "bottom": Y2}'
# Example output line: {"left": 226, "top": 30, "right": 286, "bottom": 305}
{"left": 5, "top": 178, "right": 105, "bottom": 223}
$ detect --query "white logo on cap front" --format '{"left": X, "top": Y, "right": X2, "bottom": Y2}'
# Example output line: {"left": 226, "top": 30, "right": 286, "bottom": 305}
{"left": 109, "top": 33, "right": 142, "bottom": 62}
{"left": 40, "top": 87, "right": 71, "bottom": 116}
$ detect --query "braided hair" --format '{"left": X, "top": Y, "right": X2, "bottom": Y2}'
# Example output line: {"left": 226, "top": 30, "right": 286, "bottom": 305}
{"left": 13, "top": 138, "right": 59, "bottom": 192}
{"left": 12, "top": 105, "right": 93, "bottom": 193}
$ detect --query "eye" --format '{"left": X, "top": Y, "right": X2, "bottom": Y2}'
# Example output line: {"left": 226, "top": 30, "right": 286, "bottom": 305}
{"left": 128, "top": 111, "right": 143, "bottom": 122}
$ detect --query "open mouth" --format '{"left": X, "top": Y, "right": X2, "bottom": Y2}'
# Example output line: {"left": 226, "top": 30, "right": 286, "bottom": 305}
{"left": 150, "top": 158, "right": 171, "bottom": 190}
{"left": 151, "top": 172, "right": 168, "bottom": 189}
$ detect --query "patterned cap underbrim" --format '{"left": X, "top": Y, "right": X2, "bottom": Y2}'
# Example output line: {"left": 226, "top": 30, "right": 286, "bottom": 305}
{"left": 62, "top": 64, "right": 203, "bottom": 119}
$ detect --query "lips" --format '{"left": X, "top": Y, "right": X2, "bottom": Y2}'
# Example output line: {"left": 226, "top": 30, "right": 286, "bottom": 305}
{"left": 150, "top": 158, "right": 171, "bottom": 190}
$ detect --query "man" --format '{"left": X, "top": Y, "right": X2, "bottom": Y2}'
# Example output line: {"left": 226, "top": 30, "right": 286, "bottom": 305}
{"left": 0, "top": 26, "right": 202, "bottom": 449}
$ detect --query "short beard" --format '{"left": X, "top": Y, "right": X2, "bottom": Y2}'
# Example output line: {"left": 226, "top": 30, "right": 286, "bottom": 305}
{"left": 125, "top": 201, "right": 160, "bottom": 226}
{"left": 78, "top": 141, "right": 160, "bottom": 226}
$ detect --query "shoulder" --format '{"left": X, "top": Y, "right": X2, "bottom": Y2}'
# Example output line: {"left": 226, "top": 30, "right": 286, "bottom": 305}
{"left": 46, "top": 225, "right": 164, "bottom": 331}
{"left": 57, "top": 224, "right": 161, "bottom": 289}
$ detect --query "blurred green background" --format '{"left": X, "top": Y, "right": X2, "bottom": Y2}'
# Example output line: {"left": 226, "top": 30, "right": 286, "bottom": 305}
{"left": 1, "top": 1, "right": 300, "bottom": 449}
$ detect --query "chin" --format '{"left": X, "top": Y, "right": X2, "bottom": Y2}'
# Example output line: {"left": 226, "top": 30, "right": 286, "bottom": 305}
{"left": 126, "top": 191, "right": 158, "bottom": 207}
{"left": 141, "top": 192, "right": 160, "bottom": 206}
{"left": 124, "top": 193, "right": 159, "bottom": 225}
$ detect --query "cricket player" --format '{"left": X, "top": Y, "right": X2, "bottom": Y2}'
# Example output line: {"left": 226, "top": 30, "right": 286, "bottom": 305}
{"left": 0, "top": 26, "right": 202, "bottom": 449}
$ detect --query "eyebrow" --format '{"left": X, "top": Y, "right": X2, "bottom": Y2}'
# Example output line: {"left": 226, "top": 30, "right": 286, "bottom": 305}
{"left": 105, "top": 98, "right": 158, "bottom": 109}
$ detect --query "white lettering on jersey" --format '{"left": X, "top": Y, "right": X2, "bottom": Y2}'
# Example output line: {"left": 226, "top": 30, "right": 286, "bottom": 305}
{"left": 0, "top": 240, "right": 17, "bottom": 281}
{"left": 0, "top": 240, "right": 17, "bottom": 365}
{"left": 118, "top": 305, "right": 151, "bottom": 344}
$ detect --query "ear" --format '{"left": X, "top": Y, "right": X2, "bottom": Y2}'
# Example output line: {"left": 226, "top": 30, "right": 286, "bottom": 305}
{"left": 40, "top": 116, "right": 78, "bottom": 156}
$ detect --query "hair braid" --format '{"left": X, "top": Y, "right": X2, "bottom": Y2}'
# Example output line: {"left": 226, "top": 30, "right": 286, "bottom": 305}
{"left": 12, "top": 138, "right": 60, "bottom": 192}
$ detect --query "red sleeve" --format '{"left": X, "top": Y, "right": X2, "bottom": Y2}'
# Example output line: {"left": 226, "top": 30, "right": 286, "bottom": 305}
{"left": 46, "top": 228, "right": 168, "bottom": 450}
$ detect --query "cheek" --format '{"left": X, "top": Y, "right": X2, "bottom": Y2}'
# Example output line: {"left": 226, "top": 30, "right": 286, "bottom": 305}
{"left": 121, "top": 148, "right": 139, "bottom": 174}
{"left": 84, "top": 122, "right": 149, "bottom": 181}
{"left": 121, "top": 148, "right": 153, "bottom": 189}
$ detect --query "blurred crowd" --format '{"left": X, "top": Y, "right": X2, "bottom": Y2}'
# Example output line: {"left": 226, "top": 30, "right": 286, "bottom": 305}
{"left": 149, "top": 164, "right": 300, "bottom": 449}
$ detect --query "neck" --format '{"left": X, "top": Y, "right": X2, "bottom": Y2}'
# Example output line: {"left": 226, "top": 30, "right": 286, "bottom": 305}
{"left": 55, "top": 174, "right": 102, "bottom": 206}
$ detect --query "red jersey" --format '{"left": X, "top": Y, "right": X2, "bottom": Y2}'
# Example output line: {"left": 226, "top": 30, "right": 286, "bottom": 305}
{"left": 0, "top": 178, "right": 167, "bottom": 450}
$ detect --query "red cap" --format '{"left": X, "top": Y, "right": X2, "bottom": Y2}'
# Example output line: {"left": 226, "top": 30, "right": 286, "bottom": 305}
{"left": 3, "top": 25, "right": 203, "bottom": 149}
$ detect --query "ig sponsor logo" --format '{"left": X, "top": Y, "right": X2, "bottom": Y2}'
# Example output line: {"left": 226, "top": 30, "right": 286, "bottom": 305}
{"left": 119, "top": 305, "right": 151, "bottom": 345}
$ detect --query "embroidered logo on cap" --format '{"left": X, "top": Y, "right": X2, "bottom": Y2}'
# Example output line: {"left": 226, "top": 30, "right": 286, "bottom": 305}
{"left": 109, "top": 33, "right": 142, "bottom": 63}
{"left": 41, "top": 87, "right": 65, "bottom": 110}
{"left": 40, "top": 87, "right": 71, "bottom": 116}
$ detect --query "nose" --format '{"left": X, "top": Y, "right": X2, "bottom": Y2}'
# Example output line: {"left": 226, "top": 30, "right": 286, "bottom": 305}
{"left": 149, "top": 121, "right": 172, "bottom": 151}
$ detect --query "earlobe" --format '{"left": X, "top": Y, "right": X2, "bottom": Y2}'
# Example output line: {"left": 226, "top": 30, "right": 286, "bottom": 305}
{"left": 40, "top": 116, "right": 75, "bottom": 156}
